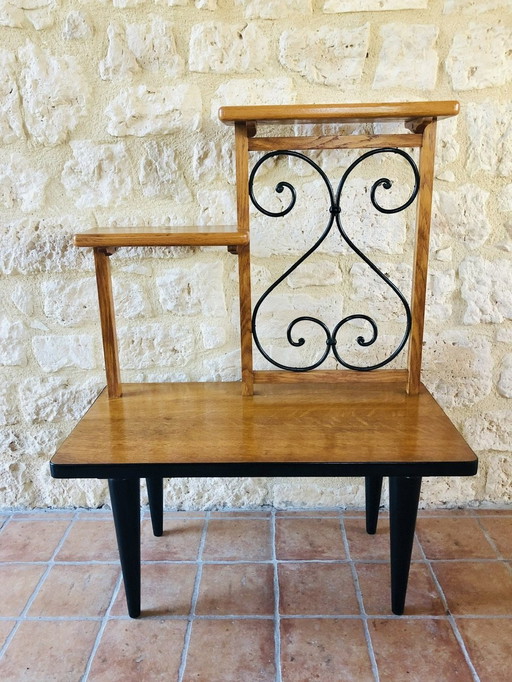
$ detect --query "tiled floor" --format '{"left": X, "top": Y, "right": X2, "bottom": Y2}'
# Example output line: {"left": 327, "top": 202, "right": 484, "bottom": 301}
{"left": 0, "top": 508, "right": 511, "bottom": 681}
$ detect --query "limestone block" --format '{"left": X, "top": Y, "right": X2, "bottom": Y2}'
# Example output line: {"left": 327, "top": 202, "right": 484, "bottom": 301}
{"left": 118, "top": 322, "right": 195, "bottom": 369}
{"left": 446, "top": 22, "right": 512, "bottom": 90}
{"left": 41, "top": 278, "right": 97, "bottom": 327}
{"left": 433, "top": 184, "right": 490, "bottom": 249}
{"left": 236, "top": 0, "right": 312, "bottom": 19}
{"left": 0, "top": 317, "right": 27, "bottom": 366}
{"left": 112, "top": 279, "right": 149, "bottom": 318}
{"left": 106, "top": 84, "right": 202, "bottom": 136}
{"left": 189, "top": 22, "right": 269, "bottom": 74}
{"left": 126, "top": 15, "right": 183, "bottom": 76}
{"left": 0, "top": 0, "right": 57, "bottom": 29}
{"left": 0, "top": 51, "right": 24, "bottom": 144}
{"left": 0, "top": 217, "right": 93, "bottom": 275}
{"left": 498, "top": 185, "right": 512, "bottom": 213}
{"left": 287, "top": 260, "right": 342, "bottom": 289}
{"left": 111, "top": 0, "right": 147, "bottom": 7}
{"left": 272, "top": 477, "right": 365, "bottom": 508}
{"left": 463, "top": 411, "right": 512, "bottom": 451}
{"left": 482, "top": 454, "right": 512, "bottom": 503}
{"left": 197, "top": 189, "right": 236, "bottom": 226}
{"left": 459, "top": 256, "right": 512, "bottom": 324}
{"left": 202, "top": 349, "right": 241, "bottom": 381}
{"left": 18, "top": 42, "right": 89, "bottom": 146}
{"left": 192, "top": 137, "right": 235, "bottom": 184}
{"left": 99, "top": 22, "right": 140, "bottom": 80}
{"left": 200, "top": 322, "right": 227, "bottom": 350}
{"left": 324, "top": 0, "right": 426, "bottom": 10}
{"left": 0, "top": 381, "right": 18, "bottom": 425}
{"left": 444, "top": 0, "right": 512, "bottom": 14}
{"left": 0, "top": 153, "right": 48, "bottom": 212}
{"left": 210, "top": 78, "right": 296, "bottom": 119}
{"left": 62, "top": 11, "right": 93, "bottom": 40}
{"left": 465, "top": 102, "right": 512, "bottom": 177}
{"left": 436, "top": 117, "right": 459, "bottom": 172}
{"left": 423, "top": 330, "right": 493, "bottom": 408}
{"left": 426, "top": 269, "right": 456, "bottom": 322}
{"left": 497, "top": 354, "right": 512, "bottom": 398}
{"left": 373, "top": 24, "right": 438, "bottom": 90}
{"left": 10, "top": 283, "right": 34, "bottom": 316}
{"left": 61, "top": 141, "right": 133, "bottom": 209}
{"left": 496, "top": 327, "right": 512, "bottom": 343}
{"left": 420, "top": 476, "right": 482, "bottom": 508}
{"left": 157, "top": 262, "right": 226, "bottom": 316}
{"left": 350, "top": 262, "right": 412, "bottom": 323}
{"left": 164, "top": 477, "right": 269, "bottom": 509}
{"left": 139, "top": 142, "right": 191, "bottom": 201}
{"left": 279, "top": 24, "right": 369, "bottom": 86}
{"left": 32, "top": 334, "right": 96, "bottom": 371}
{"left": 18, "top": 377, "right": 102, "bottom": 423}
{"left": 195, "top": 0, "right": 217, "bottom": 8}
{"left": 154, "top": 0, "right": 188, "bottom": 6}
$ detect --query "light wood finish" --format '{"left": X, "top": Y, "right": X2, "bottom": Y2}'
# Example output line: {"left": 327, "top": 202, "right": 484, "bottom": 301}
{"left": 407, "top": 120, "right": 437, "bottom": 396}
{"left": 51, "top": 381, "right": 476, "bottom": 468}
{"left": 75, "top": 225, "right": 248, "bottom": 248}
{"left": 253, "top": 369, "right": 408, "bottom": 384}
{"left": 219, "top": 101, "right": 459, "bottom": 126}
{"left": 93, "top": 248, "right": 121, "bottom": 399}
{"left": 235, "top": 122, "right": 254, "bottom": 396}
{"left": 248, "top": 134, "right": 423, "bottom": 151}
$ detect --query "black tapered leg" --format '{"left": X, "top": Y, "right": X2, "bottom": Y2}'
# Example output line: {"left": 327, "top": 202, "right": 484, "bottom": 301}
{"left": 365, "top": 475, "right": 383, "bottom": 534}
{"left": 109, "top": 478, "right": 141, "bottom": 618}
{"left": 146, "top": 477, "right": 163, "bottom": 537}
{"left": 389, "top": 475, "right": 422, "bottom": 616}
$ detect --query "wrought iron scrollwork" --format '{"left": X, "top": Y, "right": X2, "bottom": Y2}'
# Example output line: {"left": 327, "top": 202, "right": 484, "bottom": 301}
{"left": 249, "top": 148, "right": 420, "bottom": 372}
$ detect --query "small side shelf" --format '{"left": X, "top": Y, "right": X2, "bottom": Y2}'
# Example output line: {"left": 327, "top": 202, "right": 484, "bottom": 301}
{"left": 74, "top": 224, "right": 248, "bottom": 248}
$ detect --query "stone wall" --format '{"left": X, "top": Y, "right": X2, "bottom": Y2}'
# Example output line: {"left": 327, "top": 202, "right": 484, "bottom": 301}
{"left": 1, "top": 0, "right": 511, "bottom": 509}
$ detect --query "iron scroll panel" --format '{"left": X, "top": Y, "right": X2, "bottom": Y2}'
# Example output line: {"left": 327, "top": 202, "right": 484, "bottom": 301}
{"left": 248, "top": 148, "right": 420, "bottom": 372}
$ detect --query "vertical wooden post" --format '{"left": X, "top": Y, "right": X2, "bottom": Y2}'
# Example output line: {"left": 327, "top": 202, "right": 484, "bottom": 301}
{"left": 93, "top": 247, "right": 121, "bottom": 398}
{"left": 407, "top": 119, "right": 437, "bottom": 396}
{"left": 235, "top": 122, "right": 254, "bottom": 396}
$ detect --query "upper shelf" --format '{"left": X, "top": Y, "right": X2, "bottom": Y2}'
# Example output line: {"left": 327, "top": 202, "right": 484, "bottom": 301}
{"left": 74, "top": 225, "right": 248, "bottom": 248}
{"left": 219, "top": 101, "right": 460, "bottom": 126}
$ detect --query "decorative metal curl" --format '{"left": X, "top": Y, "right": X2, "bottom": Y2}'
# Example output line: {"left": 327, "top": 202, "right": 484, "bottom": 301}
{"left": 249, "top": 148, "right": 419, "bottom": 372}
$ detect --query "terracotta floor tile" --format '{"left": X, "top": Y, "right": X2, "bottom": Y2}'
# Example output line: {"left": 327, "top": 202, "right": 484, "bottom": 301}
{"left": 478, "top": 516, "right": 512, "bottom": 557}
{"left": 279, "top": 562, "right": 359, "bottom": 615}
{"left": 88, "top": 619, "right": 187, "bottom": 681}
{"left": 416, "top": 517, "right": 496, "bottom": 559}
{"left": 110, "top": 563, "right": 197, "bottom": 617}
{"left": 153, "top": 511, "right": 207, "bottom": 518}
{"left": 141, "top": 518, "right": 204, "bottom": 561}
{"left": 276, "top": 510, "right": 341, "bottom": 517}
{"left": 56, "top": 519, "right": 119, "bottom": 562}
{"left": 275, "top": 517, "right": 345, "bottom": 560}
{"left": 417, "top": 509, "right": 471, "bottom": 517}
{"left": 0, "top": 515, "right": 9, "bottom": 528}
{"left": 28, "top": 564, "right": 119, "bottom": 617}
{"left": 210, "top": 511, "right": 271, "bottom": 518}
{"left": 0, "top": 520, "right": 70, "bottom": 562}
{"left": 357, "top": 562, "right": 445, "bottom": 616}
{"left": 434, "top": 561, "right": 512, "bottom": 615}
{"left": 202, "top": 519, "right": 271, "bottom": 561}
{"left": 12, "top": 511, "right": 75, "bottom": 520}
{"left": 281, "top": 618, "right": 373, "bottom": 681}
{"left": 369, "top": 618, "right": 473, "bottom": 681}
{"left": 0, "top": 621, "right": 15, "bottom": 649}
{"left": 473, "top": 508, "right": 512, "bottom": 516}
{"left": 196, "top": 563, "right": 274, "bottom": 615}
{"left": 183, "top": 619, "right": 275, "bottom": 682}
{"left": 0, "top": 620, "right": 99, "bottom": 682}
{"left": 344, "top": 518, "right": 422, "bottom": 561}
{"left": 457, "top": 618, "right": 512, "bottom": 682}
{"left": 0, "top": 564, "right": 46, "bottom": 617}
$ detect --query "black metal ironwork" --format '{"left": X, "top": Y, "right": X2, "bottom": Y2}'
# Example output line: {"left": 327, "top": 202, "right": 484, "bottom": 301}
{"left": 248, "top": 148, "right": 420, "bottom": 372}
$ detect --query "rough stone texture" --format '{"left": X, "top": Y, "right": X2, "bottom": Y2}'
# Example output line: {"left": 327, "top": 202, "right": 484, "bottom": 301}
{"left": 0, "top": 153, "right": 49, "bottom": 212}
{"left": 0, "top": 50, "right": 24, "bottom": 145}
{"left": 236, "top": 0, "right": 311, "bottom": 19}
{"left": 444, "top": 0, "right": 512, "bottom": 14}
{"left": 32, "top": 334, "right": 96, "bottom": 372}
{"left": 189, "top": 22, "right": 269, "bottom": 74}
{"left": 106, "top": 84, "right": 202, "bottom": 136}
{"left": 373, "top": 24, "right": 438, "bottom": 90}
{"left": 0, "top": 0, "right": 57, "bottom": 29}
{"left": 325, "top": 0, "right": 426, "bottom": 10}
{"left": 287, "top": 260, "right": 342, "bottom": 289}
{"left": 446, "top": 22, "right": 512, "bottom": 90}
{"left": 210, "top": 78, "right": 296, "bottom": 118}
{"left": 118, "top": 322, "right": 195, "bottom": 370}
{"left": 62, "top": 142, "right": 133, "bottom": 209}
{"left": 18, "top": 377, "right": 102, "bottom": 423}
{"left": 482, "top": 454, "right": 512, "bottom": 504}
{"left": 459, "top": 256, "right": 512, "bottom": 324}
{"left": 464, "top": 411, "right": 512, "bottom": 452}
{"left": 41, "top": 278, "right": 97, "bottom": 327}
{"left": 192, "top": 138, "right": 235, "bottom": 185}
{"left": 112, "top": 279, "right": 149, "bottom": 318}
{"left": 157, "top": 263, "right": 226, "bottom": 316}
{"left": 279, "top": 25, "right": 369, "bottom": 87}
{"left": 498, "top": 185, "right": 512, "bottom": 213}
{"left": 433, "top": 184, "right": 491, "bottom": 249}
{"left": 139, "top": 142, "right": 192, "bottom": 201}
{"left": 0, "top": 317, "right": 27, "bottom": 367}
{"left": 497, "top": 354, "right": 512, "bottom": 398}
{"left": 465, "top": 102, "right": 512, "bottom": 177}
{"left": 62, "top": 10, "right": 93, "bottom": 40}
{"left": 18, "top": 42, "right": 89, "bottom": 146}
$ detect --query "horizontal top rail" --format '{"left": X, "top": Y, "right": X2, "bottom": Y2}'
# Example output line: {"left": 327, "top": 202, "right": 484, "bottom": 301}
{"left": 74, "top": 225, "right": 248, "bottom": 248}
{"left": 219, "top": 101, "right": 459, "bottom": 126}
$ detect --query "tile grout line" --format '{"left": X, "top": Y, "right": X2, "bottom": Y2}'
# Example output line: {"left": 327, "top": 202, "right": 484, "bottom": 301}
{"left": 0, "top": 510, "right": 79, "bottom": 661}
{"left": 271, "top": 509, "right": 282, "bottom": 682}
{"left": 416, "top": 532, "right": 481, "bottom": 682}
{"left": 177, "top": 510, "right": 209, "bottom": 682}
{"left": 339, "top": 515, "right": 380, "bottom": 682}
{"left": 474, "top": 516, "right": 512, "bottom": 577}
